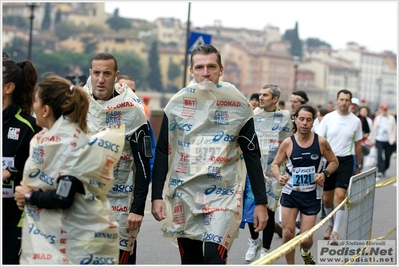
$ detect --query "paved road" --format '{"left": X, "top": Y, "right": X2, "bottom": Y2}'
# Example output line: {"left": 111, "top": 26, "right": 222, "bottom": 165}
{"left": 136, "top": 156, "right": 397, "bottom": 265}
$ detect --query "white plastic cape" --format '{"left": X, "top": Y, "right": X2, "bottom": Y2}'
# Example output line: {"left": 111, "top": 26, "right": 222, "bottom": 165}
{"left": 253, "top": 107, "right": 292, "bottom": 211}
{"left": 20, "top": 116, "right": 124, "bottom": 265}
{"left": 84, "top": 77, "right": 147, "bottom": 253}
{"left": 161, "top": 80, "right": 253, "bottom": 251}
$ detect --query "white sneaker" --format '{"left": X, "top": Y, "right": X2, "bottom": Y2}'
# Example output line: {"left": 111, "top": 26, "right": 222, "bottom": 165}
{"left": 245, "top": 238, "right": 262, "bottom": 262}
{"left": 259, "top": 249, "right": 269, "bottom": 258}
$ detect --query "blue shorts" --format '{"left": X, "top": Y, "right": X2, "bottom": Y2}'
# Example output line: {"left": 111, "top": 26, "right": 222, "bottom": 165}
{"left": 280, "top": 190, "right": 320, "bottom": 216}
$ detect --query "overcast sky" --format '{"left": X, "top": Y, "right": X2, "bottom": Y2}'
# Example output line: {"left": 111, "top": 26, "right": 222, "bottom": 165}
{"left": 105, "top": 1, "right": 397, "bottom": 53}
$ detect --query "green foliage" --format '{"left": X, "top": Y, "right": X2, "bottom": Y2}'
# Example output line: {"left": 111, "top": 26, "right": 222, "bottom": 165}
{"left": 54, "top": 9, "right": 61, "bottom": 24}
{"left": 3, "top": 15, "right": 29, "bottom": 30}
{"left": 305, "top": 38, "right": 331, "bottom": 48}
{"left": 106, "top": 10, "right": 132, "bottom": 31}
{"left": 81, "top": 37, "right": 98, "bottom": 54}
{"left": 113, "top": 52, "right": 148, "bottom": 89}
{"left": 167, "top": 61, "right": 181, "bottom": 81}
{"left": 283, "top": 22, "right": 303, "bottom": 58}
{"left": 146, "top": 41, "right": 163, "bottom": 91}
{"left": 53, "top": 22, "right": 83, "bottom": 41}
{"left": 85, "top": 24, "right": 108, "bottom": 34}
{"left": 41, "top": 3, "right": 51, "bottom": 31}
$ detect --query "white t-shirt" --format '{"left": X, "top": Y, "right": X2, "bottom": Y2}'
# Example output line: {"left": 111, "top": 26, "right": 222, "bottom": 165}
{"left": 375, "top": 116, "right": 389, "bottom": 142}
{"left": 316, "top": 111, "right": 363, "bottom": 157}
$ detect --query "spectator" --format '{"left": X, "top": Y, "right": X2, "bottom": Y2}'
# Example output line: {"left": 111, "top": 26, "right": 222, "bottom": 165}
{"left": 249, "top": 93, "right": 260, "bottom": 110}
{"left": 278, "top": 100, "right": 286, "bottom": 110}
{"left": 370, "top": 104, "right": 397, "bottom": 177}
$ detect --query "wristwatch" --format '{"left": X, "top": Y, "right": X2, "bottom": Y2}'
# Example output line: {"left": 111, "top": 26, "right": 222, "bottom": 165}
{"left": 356, "top": 164, "right": 362, "bottom": 170}
{"left": 24, "top": 190, "right": 33, "bottom": 205}
{"left": 323, "top": 170, "right": 330, "bottom": 178}
{"left": 6, "top": 166, "right": 18, "bottom": 180}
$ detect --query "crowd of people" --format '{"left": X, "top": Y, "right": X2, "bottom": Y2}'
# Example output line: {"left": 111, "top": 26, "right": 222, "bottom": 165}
{"left": 2, "top": 44, "right": 397, "bottom": 265}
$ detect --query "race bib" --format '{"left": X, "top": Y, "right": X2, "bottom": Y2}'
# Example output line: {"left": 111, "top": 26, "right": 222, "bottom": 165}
{"left": 189, "top": 135, "right": 225, "bottom": 174}
{"left": 292, "top": 166, "right": 316, "bottom": 192}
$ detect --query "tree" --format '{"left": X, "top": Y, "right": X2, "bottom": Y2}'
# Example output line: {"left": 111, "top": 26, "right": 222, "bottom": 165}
{"left": 54, "top": 9, "right": 61, "bottom": 24}
{"left": 81, "top": 37, "right": 98, "bottom": 54}
{"left": 305, "top": 38, "right": 331, "bottom": 48}
{"left": 106, "top": 8, "right": 132, "bottom": 31}
{"left": 146, "top": 41, "right": 163, "bottom": 91}
{"left": 41, "top": 2, "right": 51, "bottom": 31}
{"left": 53, "top": 22, "right": 82, "bottom": 41}
{"left": 167, "top": 60, "right": 181, "bottom": 90}
{"left": 114, "top": 52, "right": 148, "bottom": 89}
{"left": 283, "top": 22, "right": 303, "bottom": 58}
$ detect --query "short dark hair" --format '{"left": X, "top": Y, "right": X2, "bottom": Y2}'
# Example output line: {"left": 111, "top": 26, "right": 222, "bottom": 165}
{"left": 250, "top": 93, "right": 259, "bottom": 100}
{"left": 337, "top": 89, "right": 352, "bottom": 100}
{"left": 91, "top": 53, "right": 118, "bottom": 72}
{"left": 116, "top": 74, "right": 133, "bottom": 83}
{"left": 190, "top": 44, "right": 222, "bottom": 68}
{"left": 292, "top": 104, "right": 317, "bottom": 134}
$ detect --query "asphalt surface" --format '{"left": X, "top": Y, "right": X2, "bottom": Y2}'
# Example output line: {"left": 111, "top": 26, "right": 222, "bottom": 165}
{"left": 136, "top": 155, "right": 397, "bottom": 265}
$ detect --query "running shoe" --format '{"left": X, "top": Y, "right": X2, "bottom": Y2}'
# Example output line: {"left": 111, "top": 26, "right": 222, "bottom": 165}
{"left": 245, "top": 238, "right": 262, "bottom": 262}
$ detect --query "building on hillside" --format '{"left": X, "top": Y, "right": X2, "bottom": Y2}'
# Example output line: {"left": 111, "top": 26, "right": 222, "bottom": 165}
{"left": 332, "top": 42, "right": 396, "bottom": 111}
{"left": 154, "top": 17, "right": 185, "bottom": 45}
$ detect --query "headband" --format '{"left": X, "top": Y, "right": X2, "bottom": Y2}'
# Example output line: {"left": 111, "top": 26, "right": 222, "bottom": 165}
{"left": 291, "top": 94, "right": 305, "bottom": 103}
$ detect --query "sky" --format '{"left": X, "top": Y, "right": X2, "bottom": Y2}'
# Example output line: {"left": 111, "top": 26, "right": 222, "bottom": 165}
{"left": 105, "top": 1, "right": 398, "bottom": 53}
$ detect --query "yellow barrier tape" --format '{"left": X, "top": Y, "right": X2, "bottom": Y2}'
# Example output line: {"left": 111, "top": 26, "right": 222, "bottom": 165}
{"left": 251, "top": 175, "right": 397, "bottom": 265}
{"left": 251, "top": 198, "right": 348, "bottom": 265}
{"left": 375, "top": 176, "right": 396, "bottom": 188}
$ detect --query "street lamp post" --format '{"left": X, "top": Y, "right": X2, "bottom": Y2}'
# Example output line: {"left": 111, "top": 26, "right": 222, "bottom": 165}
{"left": 344, "top": 69, "right": 349, "bottom": 88}
{"left": 293, "top": 55, "right": 300, "bottom": 91}
{"left": 26, "top": 3, "right": 40, "bottom": 61}
{"left": 376, "top": 78, "right": 383, "bottom": 109}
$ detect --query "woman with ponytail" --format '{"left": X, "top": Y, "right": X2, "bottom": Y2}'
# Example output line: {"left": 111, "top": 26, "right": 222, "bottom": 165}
{"left": 14, "top": 75, "right": 124, "bottom": 264}
{"left": 2, "top": 54, "right": 42, "bottom": 264}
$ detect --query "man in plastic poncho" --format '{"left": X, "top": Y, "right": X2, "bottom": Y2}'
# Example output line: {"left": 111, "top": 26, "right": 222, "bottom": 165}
{"left": 151, "top": 44, "right": 268, "bottom": 264}
{"left": 84, "top": 53, "right": 152, "bottom": 264}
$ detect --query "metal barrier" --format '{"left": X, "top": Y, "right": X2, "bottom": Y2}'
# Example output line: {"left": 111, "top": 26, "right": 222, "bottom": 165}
{"left": 251, "top": 167, "right": 397, "bottom": 265}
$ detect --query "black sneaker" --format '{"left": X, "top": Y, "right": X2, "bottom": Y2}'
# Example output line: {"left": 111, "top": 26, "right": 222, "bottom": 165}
{"left": 301, "top": 250, "right": 316, "bottom": 265}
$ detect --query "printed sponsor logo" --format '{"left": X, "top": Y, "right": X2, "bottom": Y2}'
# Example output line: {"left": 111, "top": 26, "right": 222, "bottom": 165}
{"left": 169, "top": 178, "right": 184, "bottom": 186}
{"left": 185, "top": 87, "right": 196, "bottom": 93}
{"left": 207, "top": 166, "right": 222, "bottom": 180}
{"left": 169, "top": 119, "right": 192, "bottom": 132}
{"left": 167, "top": 191, "right": 183, "bottom": 200}
{"left": 93, "top": 232, "right": 118, "bottom": 239}
{"left": 32, "top": 145, "right": 44, "bottom": 164}
{"left": 32, "top": 253, "right": 52, "bottom": 260}
{"left": 204, "top": 185, "right": 235, "bottom": 196}
{"left": 106, "top": 101, "right": 135, "bottom": 110}
{"left": 119, "top": 238, "right": 128, "bottom": 247}
{"left": 112, "top": 184, "right": 132, "bottom": 192}
{"left": 39, "top": 171, "right": 54, "bottom": 186}
{"left": 42, "top": 136, "right": 61, "bottom": 142}
{"left": 28, "top": 169, "right": 41, "bottom": 179}
{"left": 173, "top": 202, "right": 185, "bottom": 224}
{"left": 28, "top": 223, "right": 55, "bottom": 244}
{"left": 182, "top": 97, "right": 197, "bottom": 118}
{"left": 202, "top": 205, "right": 229, "bottom": 213}
{"left": 88, "top": 137, "right": 98, "bottom": 146}
{"left": 105, "top": 111, "right": 123, "bottom": 126}
{"left": 111, "top": 206, "right": 128, "bottom": 212}
{"left": 176, "top": 153, "right": 189, "bottom": 174}
{"left": 89, "top": 179, "right": 107, "bottom": 188}
{"left": 216, "top": 100, "right": 241, "bottom": 107}
{"left": 7, "top": 127, "right": 20, "bottom": 140}
{"left": 210, "top": 156, "right": 232, "bottom": 163}
{"left": 203, "top": 232, "right": 223, "bottom": 243}
{"left": 214, "top": 110, "right": 229, "bottom": 125}
{"left": 271, "top": 124, "right": 291, "bottom": 132}
{"left": 80, "top": 254, "right": 115, "bottom": 265}
{"left": 97, "top": 139, "right": 119, "bottom": 153}
{"left": 178, "top": 140, "right": 190, "bottom": 147}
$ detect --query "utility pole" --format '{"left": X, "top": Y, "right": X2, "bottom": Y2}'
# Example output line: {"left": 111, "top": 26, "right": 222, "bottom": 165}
{"left": 27, "top": 3, "right": 40, "bottom": 61}
{"left": 182, "top": 2, "right": 191, "bottom": 88}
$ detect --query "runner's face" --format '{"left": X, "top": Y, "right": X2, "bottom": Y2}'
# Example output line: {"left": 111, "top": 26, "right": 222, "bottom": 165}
{"left": 290, "top": 97, "right": 302, "bottom": 113}
{"left": 259, "top": 88, "right": 277, "bottom": 111}
{"left": 336, "top": 93, "right": 351, "bottom": 114}
{"left": 190, "top": 53, "right": 223, "bottom": 84}
{"left": 295, "top": 109, "right": 314, "bottom": 134}
{"left": 90, "top": 59, "right": 119, "bottom": 100}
